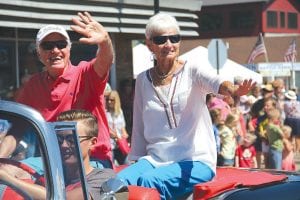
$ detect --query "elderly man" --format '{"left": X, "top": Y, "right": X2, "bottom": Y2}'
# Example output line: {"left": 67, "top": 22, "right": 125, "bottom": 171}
{"left": 0, "top": 12, "right": 113, "bottom": 168}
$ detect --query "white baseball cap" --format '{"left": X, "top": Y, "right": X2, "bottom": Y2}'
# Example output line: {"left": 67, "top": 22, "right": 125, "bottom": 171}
{"left": 36, "top": 24, "right": 70, "bottom": 47}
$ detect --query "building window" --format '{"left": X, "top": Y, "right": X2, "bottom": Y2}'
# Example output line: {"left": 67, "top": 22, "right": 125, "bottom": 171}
{"left": 0, "top": 40, "right": 16, "bottom": 100}
{"left": 199, "top": 13, "right": 223, "bottom": 32}
{"left": 70, "top": 43, "right": 97, "bottom": 65}
{"left": 288, "top": 12, "right": 298, "bottom": 29}
{"left": 0, "top": 27, "right": 15, "bottom": 38}
{"left": 280, "top": 12, "right": 285, "bottom": 28}
{"left": 230, "top": 11, "right": 255, "bottom": 29}
{"left": 267, "top": 11, "right": 277, "bottom": 28}
{"left": 18, "top": 41, "right": 43, "bottom": 86}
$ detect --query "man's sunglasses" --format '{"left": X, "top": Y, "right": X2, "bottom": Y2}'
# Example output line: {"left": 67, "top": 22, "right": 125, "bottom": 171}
{"left": 151, "top": 34, "right": 181, "bottom": 45}
{"left": 40, "top": 40, "right": 68, "bottom": 50}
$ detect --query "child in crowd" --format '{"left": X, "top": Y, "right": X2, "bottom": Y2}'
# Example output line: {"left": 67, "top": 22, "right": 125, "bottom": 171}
{"left": 266, "top": 108, "right": 284, "bottom": 170}
{"left": 207, "top": 93, "right": 231, "bottom": 121}
{"left": 281, "top": 125, "right": 296, "bottom": 171}
{"left": 218, "top": 113, "right": 238, "bottom": 166}
{"left": 209, "top": 108, "right": 222, "bottom": 154}
{"left": 255, "top": 97, "right": 277, "bottom": 168}
{"left": 235, "top": 133, "right": 258, "bottom": 168}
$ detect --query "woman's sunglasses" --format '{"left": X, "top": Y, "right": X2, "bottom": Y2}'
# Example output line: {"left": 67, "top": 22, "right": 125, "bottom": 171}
{"left": 40, "top": 40, "right": 68, "bottom": 50}
{"left": 151, "top": 34, "right": 181, "bottom": 45}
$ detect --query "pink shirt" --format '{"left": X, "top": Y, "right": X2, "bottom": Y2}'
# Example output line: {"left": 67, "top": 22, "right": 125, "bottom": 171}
{"left": 15, "top": 60, "right": 111, "bottom": 161}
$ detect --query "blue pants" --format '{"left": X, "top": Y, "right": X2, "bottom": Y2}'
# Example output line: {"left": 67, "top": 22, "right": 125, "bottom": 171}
{"left": 117, "top": 159, "right": 214, "bottom": 200}
{"left": 268, "top": 148, "right": 282, "bottom": 170}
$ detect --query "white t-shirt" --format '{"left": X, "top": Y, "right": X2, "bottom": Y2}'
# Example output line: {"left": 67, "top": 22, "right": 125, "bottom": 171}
{"left": 129, "top": 60, "right": 228, "bottom": 173}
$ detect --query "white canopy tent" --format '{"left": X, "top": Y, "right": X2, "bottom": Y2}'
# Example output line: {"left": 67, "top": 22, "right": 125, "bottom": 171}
{"left": 132, "top": 44, "right": 263, "bottom": 84}
{"left": 132, "top": 43, "right": 154, "bottom": 79}
{"left": 180, "top": 46, "right": 263, "bottom": 84}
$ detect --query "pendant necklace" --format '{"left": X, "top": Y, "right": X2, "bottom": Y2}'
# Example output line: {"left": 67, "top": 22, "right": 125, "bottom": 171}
{"left": 153, "top": 66, "right": 174, "bottom": 82}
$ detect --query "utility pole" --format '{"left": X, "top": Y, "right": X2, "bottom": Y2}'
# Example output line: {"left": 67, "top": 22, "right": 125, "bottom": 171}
{"left": 154, "top": 0, "right": 159, "bottom": 14}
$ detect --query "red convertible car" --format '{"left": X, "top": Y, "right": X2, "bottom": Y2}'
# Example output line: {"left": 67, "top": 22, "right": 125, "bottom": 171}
{"left": 0, "top": 100, "right": 299, "bottom": 200}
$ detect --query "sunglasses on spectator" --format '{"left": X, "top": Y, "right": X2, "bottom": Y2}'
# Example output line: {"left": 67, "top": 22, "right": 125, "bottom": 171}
{"left": 57, "top": 134, "right": 74, "bottom": 145}
{"left": 58, "top": 134, "right": 93, "bottom": 145}
{"left": 40, "top": 40, "right": 68, "bottom": 50}
{"left": 151, "top": 34, "right": 181, "bottom": 45}
{"left": 78, "top": 136, "right": 94, "bottom": 143}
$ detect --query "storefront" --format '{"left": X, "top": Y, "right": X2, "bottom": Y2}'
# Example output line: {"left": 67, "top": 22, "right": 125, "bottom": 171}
{"left": 0, "top": 0, "right": 202, "bottom": 100}
{"left": 246, "top": 62, "right": 300, "bottom": 89}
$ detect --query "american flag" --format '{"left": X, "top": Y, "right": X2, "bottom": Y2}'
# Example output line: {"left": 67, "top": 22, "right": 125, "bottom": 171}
{"left": 284, "top": 39, "right": 297, "bottom": 63}
{"left": 247, "top": 33, "right": 268, "bottom": 64}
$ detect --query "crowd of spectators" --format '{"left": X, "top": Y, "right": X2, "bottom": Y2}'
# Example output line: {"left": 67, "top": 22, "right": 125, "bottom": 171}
{"left": 208, "top": 77, "right": 300, "bottom": 170}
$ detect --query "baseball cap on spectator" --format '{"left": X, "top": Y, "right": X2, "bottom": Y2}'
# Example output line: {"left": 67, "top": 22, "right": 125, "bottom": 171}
{"left": 262, "top": 84, "right": 273, "bottom": 92}
{"left": 285, "top": 90, "right": 297, "bottom": 100}
{"left": 36, "top": 24, "right": 71, "bottom": 48}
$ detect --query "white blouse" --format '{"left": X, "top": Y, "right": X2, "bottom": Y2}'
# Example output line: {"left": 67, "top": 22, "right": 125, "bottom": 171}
{"left": 129, "top": 60, "right": 228, "bottom": 173}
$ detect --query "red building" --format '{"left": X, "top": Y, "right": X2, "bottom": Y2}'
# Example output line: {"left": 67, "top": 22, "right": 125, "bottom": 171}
{"left": 195, "top": 0, "right": 299, "bottom": 38}
{"left": 181, "top": 0, "right": 300, "bottom": 86}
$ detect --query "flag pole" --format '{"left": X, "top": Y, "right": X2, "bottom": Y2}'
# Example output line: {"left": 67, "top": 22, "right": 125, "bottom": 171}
{"left": 261, "top": 33, "right": 269, "bottom": 62}
{"left": 291, "top": 61, "right": 295, "bottom": 89}
{"left": 285, "top": 39, "right": 297, "bottom": 89}
{"left": 292, "top": 39, "right": 296, "bottom": 89}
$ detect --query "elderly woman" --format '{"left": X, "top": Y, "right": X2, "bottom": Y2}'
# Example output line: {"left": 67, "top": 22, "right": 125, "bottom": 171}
{"left": 117, "top": 13, "right": 255, "bottom": 199}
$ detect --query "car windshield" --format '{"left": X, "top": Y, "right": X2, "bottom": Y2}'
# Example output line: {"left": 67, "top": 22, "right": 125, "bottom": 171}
{"left": 0, "top": 112, "right": 44, "bottom": 199}
{"left": 0, "top": 111, "right": 88, "bottom": 200}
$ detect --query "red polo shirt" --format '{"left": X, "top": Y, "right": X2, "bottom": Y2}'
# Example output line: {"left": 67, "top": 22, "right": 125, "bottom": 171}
{"left": 16, "top": 60, "right": 111, "bottom": 161}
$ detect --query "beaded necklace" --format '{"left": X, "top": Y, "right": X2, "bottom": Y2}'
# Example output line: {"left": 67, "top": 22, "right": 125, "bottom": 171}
{"left": 153, "top": 66, "right": 174, "bottom": 80}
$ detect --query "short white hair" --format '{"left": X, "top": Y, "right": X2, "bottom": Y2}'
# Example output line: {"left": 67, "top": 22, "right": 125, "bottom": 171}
{"left": 145, "top": 13, "right": 180, "bottom": 39}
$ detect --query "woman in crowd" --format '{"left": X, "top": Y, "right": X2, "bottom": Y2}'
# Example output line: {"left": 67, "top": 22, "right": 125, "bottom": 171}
{"left": 106, "top": 90, "right": 130, "bottom": 166}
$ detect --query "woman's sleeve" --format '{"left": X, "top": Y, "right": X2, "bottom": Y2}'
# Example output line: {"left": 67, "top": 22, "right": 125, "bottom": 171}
{"left": 128, "top": 75, "right": 148, "bottom": 161}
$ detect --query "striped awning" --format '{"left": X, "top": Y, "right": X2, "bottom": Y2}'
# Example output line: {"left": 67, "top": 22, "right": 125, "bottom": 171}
{"left": 0, "top": 0, "right": 202, "bottom": 36}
